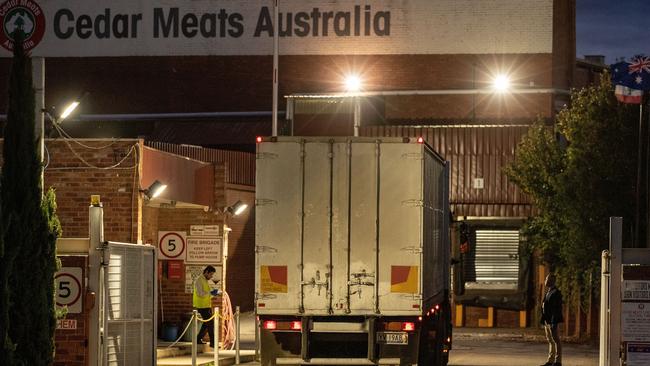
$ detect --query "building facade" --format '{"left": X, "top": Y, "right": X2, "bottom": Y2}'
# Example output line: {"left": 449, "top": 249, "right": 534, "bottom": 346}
{"left": 0, "top": 0, "right": 587, "bottom": 337}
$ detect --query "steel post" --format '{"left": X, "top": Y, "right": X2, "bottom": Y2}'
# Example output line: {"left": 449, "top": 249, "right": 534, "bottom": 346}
{"left": 192, "top": 310, "right": 198, "bottom": 366}
{"left": 353, "top": 96, "right": 361, "bottom": 137}
{"left": 214, "top": 306, "right": 220, "bottom": 366}
{"left": 609, "top": 217, "right": 623, "bottom": 366}
{"left": 236, "top": 306, "right": 241, "bottom": 364}
{"left": 599, "top": 250, "right": 610, "bottom": 366}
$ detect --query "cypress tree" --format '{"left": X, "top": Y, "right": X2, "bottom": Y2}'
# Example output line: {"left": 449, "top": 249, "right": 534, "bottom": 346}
{"left": 0, "top": 30, "right": 61, "bottom": 365}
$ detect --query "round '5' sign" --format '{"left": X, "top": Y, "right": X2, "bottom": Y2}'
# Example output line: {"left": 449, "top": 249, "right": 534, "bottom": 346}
{"left": 54, "top": 267, "right": 83, "bottom": 313}
{"left": 158, "top": 231, "right": 187, "bottom": 260}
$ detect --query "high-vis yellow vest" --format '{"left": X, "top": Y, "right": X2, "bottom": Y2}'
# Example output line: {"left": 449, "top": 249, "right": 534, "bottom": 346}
{"left": 193, "top": 275, "right": 211, "bottom": 308}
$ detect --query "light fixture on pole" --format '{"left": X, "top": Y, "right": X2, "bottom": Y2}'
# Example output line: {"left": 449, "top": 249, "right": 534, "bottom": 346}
{"left": 59, "top": 101, "right": 80, "bottom": 120}
{"left": 343, "top": 74, "right": 363, "bottom": 136}
{"left": 43, "top": 93, "right": 86, "bottom": 127}
{"left": 225, "top": 200, "right": 248, "bottom": 216}
{"left": 141, "top": 180, "right": 168, "bottom": 200}
{"left": 344, "top": 74, "right": 362, "bottom": 93}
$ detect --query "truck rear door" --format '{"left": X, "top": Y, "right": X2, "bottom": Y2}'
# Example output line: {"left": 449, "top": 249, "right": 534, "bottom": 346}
{"left": 378, "top": 143, "right": 423, "bottom": 314}
{"left": 256, "top": 141, "right": 302, "bottom": 314}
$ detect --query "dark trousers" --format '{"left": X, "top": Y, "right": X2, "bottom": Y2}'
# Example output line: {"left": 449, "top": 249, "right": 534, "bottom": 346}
{"left": 196, "top": 308, "right": 215, "bottom": 347}
{"left": 544, "top": 323, "right": 562, "bottom": 363}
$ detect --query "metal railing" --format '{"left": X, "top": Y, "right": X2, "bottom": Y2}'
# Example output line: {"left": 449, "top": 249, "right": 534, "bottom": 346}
{"left": 165, "top": 305, "right": 245, "bottom": 366}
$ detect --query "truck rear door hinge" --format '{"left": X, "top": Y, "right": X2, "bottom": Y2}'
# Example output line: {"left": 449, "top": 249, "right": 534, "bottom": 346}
{"left": 399, "top": 293, "right": 422, "bottom": 301}
{"left": 256, "top": 152, "right": 278, "bottom": 160}
{"left": 255, "top": 245, "right": 278, "bottom": 253}
{"left": 256, "top": 292, "right": 278, "bottom": 300}
{"left": 400, "top": 246, "right": 422, "bottom": 254}
{"left": 256, "top": 198, "right": 277, "bottom": 206}
{"left": 401, "top": 153, "right": 423, "bottom": 160}
{"left": 402, "top": 199, "right": 424, "bottom": 207}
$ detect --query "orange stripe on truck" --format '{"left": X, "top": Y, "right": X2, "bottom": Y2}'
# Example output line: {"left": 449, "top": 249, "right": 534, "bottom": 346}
{"left": 390, "top": 266, "right": 419, "bottom": 293}
{"left": 260, "top": 265, "right": 288, "bottom": 293}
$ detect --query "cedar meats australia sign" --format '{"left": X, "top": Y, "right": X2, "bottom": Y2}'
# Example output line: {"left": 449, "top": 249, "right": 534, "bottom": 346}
{"left": 0, "top": 0, "right": 553, "bottom": 57}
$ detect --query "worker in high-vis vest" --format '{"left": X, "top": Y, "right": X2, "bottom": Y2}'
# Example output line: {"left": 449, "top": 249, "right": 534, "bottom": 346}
{"left": 193, "top": 265, "right": 221, "bottom": 347}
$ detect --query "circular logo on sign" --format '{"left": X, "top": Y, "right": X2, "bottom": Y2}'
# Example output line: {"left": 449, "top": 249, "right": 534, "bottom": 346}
{"left": 55, "top": 273, "right": 82, "bottom": 307}
{"left": 0, "top": 0, "right": 46, "bottom": 52}
{"left": 159, "top": 232, "right": 186, "bottom": 259}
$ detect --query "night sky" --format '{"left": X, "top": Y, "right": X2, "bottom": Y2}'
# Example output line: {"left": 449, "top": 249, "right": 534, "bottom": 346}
{"left": 577, "top": 0, "right": 650, "bottom": 64}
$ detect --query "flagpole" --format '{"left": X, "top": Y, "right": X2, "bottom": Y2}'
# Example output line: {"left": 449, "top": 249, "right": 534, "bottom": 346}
{"left": 635, "top": 96, "right": 644, "bottom": 248}
{"left": 645, "top": 93, "right": 650, "bottom": 248}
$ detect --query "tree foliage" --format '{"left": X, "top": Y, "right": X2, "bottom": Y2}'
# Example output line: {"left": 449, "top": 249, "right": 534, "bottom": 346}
{"left": 505, "top": 74, "right": 638, "bottom": 300}
{"left": 0, "top": 31, "right": 61, "bottom": 365}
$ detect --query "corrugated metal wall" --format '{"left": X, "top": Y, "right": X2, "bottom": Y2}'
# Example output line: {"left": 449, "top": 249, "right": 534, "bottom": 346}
{"left": 145, "top": 142, "right": 255, "bottom": 186}
{"left": 361, "top": 125, "right": 534, "bottom": 218}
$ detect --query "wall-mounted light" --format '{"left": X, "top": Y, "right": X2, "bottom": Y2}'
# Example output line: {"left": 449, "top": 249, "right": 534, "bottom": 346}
{"left": 225, "top": 200, "right": 248, "bottom": 216}
{"left": 141, "top": 180, "right": 167, "bottom": 200}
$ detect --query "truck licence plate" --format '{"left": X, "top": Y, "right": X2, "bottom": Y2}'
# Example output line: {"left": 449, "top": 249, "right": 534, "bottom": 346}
{"left": 377, "top": 332, "right": 408, "bottom": 345}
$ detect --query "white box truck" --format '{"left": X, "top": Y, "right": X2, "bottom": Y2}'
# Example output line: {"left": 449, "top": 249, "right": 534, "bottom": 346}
{"left": 255, "top": 137, "right": 451, "bottom": 366}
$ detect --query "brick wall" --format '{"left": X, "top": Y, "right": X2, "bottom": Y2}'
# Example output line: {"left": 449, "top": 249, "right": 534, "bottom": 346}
{"left": 54, "top": 255, "right": 88, "bottom": 366}
{"left": 43, "top": 139, "right": 141, "bottom": 242}
{"left": 149, "top": 207, "right": 225, "bottom": 326}
{"left": 142, "top": 163, "right": 228, "bottom": 327}
{"left": 224, "top": 185, "right": 256, "bottom": 311}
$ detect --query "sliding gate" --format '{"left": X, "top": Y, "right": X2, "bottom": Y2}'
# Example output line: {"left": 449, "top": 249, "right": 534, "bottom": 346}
{"left": 101, "top": 241, "right": 157, "bottom": 366}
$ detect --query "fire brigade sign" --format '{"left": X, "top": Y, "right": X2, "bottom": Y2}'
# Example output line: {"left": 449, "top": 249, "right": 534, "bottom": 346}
{"left": 0, "top": 0, "right": 553, "bottom": 57}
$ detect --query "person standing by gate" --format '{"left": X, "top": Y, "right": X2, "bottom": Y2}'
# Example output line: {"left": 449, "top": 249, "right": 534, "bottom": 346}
{"left": 193, "top": 265, "right": 221, "bottom": 348}
{"left": 540, "top": 274, "right": 563, "bottom": 366}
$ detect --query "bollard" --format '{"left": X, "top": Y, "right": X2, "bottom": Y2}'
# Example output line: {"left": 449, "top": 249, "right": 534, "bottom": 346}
{"left": 214, "top": 306, "right": 220, "bottom": 366}
{"left": 192, "top": 310, "right": 198, "bottom": 366}
{"left": 235, "top": 306, "right": 241, "bottom": 364}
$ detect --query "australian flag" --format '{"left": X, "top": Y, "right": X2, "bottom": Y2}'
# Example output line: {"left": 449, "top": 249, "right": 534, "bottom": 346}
{"left": 611, "top": 56, "right": 650, "bottom": 104}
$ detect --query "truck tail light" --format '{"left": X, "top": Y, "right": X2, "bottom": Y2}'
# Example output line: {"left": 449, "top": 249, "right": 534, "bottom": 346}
{"left": 401, "top": 322, "right": 415, "bottom": 331}
{"left": 290, "top": 321, "right": 302, "bottom": 330}
{"left": 417, "top": 137, "right": 424, "bottom": 144}
{"left": 256, "top": 136, "right": 263, "bottom": 143}
{"left": 263, "top": 320, "right": 277, "bottom": 330}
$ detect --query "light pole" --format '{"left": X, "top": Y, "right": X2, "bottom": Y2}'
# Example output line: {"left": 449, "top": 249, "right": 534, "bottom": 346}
{"left": 344, "top": 74, "right": 362, "bottom": 136}
{"left": 272, "top": 0, "right": 279, "bottom": 136}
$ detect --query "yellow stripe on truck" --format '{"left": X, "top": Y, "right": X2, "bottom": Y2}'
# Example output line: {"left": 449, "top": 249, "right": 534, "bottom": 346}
{"left": 260, "top": 265, "right": 288, "bottom": 293}
{"left": 390, "top": 265, "right": 419, "bottom": 293}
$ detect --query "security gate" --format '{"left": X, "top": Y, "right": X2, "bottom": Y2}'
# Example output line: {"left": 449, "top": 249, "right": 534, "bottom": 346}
{"left": 101, "top": 242, "right": 157, "bottom": 366}
{"left": 87, "top": 199, "right": 158, "bottom": 366}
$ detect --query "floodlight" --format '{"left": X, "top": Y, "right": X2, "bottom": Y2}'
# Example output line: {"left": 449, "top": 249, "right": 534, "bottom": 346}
{"left": 142, "top": 180, "right": 167, "bottom": 200}
{"left": 226, "top": 200, "right": 248, "bottom": 216}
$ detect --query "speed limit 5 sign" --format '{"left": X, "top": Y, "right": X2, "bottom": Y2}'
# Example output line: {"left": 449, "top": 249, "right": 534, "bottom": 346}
{"left": 158, "top": 231, "right": 187, "bottom": 260}
{"left": 55, "top": 267, "right": 83, "bottom": 314}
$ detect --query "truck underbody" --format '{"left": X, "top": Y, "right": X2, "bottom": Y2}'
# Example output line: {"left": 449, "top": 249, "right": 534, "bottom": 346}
{"left": 259, "top": 299, "right": 451, "bottom": 366}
